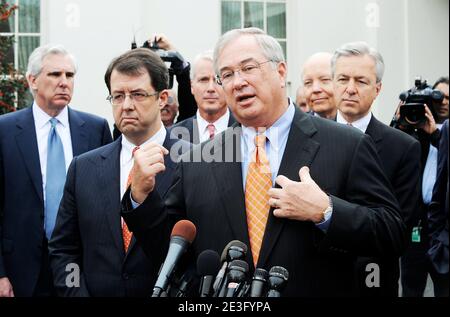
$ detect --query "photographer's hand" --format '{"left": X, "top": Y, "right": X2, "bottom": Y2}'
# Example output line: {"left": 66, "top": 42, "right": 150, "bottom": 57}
{"left": 420, "top": 104, "right": 437, "bottom": 134}
{"left": 393, "top": 101, "right": 408, "bottom": 130}
{"left": 149, "top": 33, "right": 176, "bottom": 51}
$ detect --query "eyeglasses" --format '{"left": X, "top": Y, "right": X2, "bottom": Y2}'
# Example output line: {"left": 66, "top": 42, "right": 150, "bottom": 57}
{"left": 216, "top": 60, "right": 274, "bottom": 86}
{"left": 106, "top": 91, "right": 159, "bottom": 106}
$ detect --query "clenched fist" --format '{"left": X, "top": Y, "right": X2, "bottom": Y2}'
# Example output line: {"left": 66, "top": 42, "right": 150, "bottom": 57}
{"left": 130, "top": 142, "right": 169, "bottom": 204}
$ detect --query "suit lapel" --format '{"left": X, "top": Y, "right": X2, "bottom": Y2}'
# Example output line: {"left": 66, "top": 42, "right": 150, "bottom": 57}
{"left": 14, "top": 108, "right": 43, "bottom": 203}
{"left": 258, "top": 108, "right": 320, "bottom": 268}
{"left": 191, "top": 118, "right": 200, "bottom": 145}
{"left": 98, "top": 138, "right": 124, "bottom": 255}
{"left": 126, "top": 131, "right": 181, "bottom": 254}
{"left": 365, "top": 116, "right": 383, "bottom": 153}
{"left": 68, "top": 108, "right": 89, "bottom": 156}
{"left": 211, "top": 125, "right": 251, "bottom": 251}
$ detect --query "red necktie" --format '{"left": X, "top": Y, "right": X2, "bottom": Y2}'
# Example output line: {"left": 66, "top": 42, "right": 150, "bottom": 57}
{"left": 207, "top": 123, "right": 215, "bottom": 139}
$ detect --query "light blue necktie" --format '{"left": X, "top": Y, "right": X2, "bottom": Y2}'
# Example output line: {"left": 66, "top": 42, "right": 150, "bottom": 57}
{"left": 45, "top": 118, "right": 66, "bottom": 240}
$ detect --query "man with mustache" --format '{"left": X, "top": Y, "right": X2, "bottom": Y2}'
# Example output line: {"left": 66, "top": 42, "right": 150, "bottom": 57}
{"left": 333, "top": 41, "right": 421, "bottom": 296}
{"left": 0, "top": 44, "right": 112, "bottom": 297}
{"left": 171, "top": 51, "right": 235, "bottom": 144}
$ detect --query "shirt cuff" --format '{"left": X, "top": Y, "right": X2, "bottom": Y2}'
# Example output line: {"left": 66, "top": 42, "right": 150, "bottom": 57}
{"left": 130, "top": 192, "right": 141, "bottom": 209}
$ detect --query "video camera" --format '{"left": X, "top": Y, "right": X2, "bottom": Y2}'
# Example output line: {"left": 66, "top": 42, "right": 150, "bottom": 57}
{"left": 397, "top": 77, "right": 444, "bottom": 126}
{"left": 131, "top": 39, "right": 185, "bottom": 89}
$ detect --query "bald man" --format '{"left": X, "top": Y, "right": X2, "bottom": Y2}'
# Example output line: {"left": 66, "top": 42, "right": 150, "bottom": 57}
{"left": 295, "top": 85, "right": 310, "bottom": 113}
{"left": 301, "top": 52, "right": 337, "bottom": 119}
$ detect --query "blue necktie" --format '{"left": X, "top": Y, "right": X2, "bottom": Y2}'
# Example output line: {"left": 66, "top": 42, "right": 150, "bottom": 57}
{"left": 45, "top": 118, "right": 66, "bottom": 240}
{"left": 422, "top": 145, "right": 438, "bottom": 205}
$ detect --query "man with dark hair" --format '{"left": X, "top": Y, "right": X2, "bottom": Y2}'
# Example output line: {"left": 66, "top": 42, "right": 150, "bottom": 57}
{"left": 0, "top": 44, "right": 111, "bottom": 297}
{"left": 428, "top": 118, "right": 449, "bottom": 297}
{"left": 122, "top": 28, "right": 407, "bottom": 297}
{"left": 398, "top": 76, "right": 449, "bottom": 297}
{"left": 49, "top": 48, "right": 188, "bottom": 296}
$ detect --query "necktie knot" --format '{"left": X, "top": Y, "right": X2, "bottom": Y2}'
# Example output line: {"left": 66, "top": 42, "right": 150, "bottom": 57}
{"left": 255, "top": 134, "right": 266, "bottom": 148}
{"left": 50, "top": 118, "right": 58, "bottom": 128}
{"left": 131, "top": 146, "right": 140, "bottom": 157}
{"left": 207, "top": 124, "right": 215, "bottom": 139}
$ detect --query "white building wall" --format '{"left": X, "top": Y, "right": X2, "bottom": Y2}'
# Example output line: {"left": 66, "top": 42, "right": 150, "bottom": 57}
{"left": 42, "top": 0, "right": 449, "bottom": 128}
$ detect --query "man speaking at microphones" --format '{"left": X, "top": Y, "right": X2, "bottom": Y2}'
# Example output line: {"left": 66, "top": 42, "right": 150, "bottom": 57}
{"left": 122, "top": 28, "right": 407, "bottom": 296}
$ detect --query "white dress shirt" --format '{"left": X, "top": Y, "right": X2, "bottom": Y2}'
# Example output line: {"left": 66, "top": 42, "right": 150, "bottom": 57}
{"left": 33, "top": 102, "right": 73, "bottom": 203}
{"left": 196, "top": 109, "right": 230, "bottom": 143}
{"left": 336, "top": 110, "right": 372, "bottom": 133}
{"left": 120, "top": 124, "right": 167, "bottom": 198}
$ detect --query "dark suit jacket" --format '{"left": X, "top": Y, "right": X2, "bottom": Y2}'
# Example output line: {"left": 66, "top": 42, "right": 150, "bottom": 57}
{"left": 428, "top": 119, "right": 449, "bottom": 274}
{"left": 48, "top": 133, "right": 188, "bottom": 297}
{"left": 123, "top": 108, "right": 407, "bottom": 297}
{"left": 0, "top": 106, "right": 112, "bottom": 296}
{"left": 366, "top": 115, "right": 422, "bottom": 230}
{"left": 170, "top": 112, "right": 236, "bottom": 144}
{"left": 355, "top": 115, "right": 421, "bottom": 296}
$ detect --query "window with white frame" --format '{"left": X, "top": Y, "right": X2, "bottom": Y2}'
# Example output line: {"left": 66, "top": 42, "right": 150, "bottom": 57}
{"left": 221, "top": 0, "right": 287, "bottom": 56}
{"left": 0, "top": 0, "right": 41, "bottom": 73}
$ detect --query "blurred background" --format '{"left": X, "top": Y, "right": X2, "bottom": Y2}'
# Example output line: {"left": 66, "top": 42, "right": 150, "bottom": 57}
{"left": 1, "top": 0, "right": 448, "bottom": 128}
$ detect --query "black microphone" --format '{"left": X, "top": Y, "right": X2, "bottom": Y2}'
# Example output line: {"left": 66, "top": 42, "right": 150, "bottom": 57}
{"left": 197, "top": 250, "right": 221, "bottom": 297}
{"left": 213, "top": 240, "right": 247, "bottom": 296}
{"left": 151, "top": 220, "right": 197, "bottom": 297}
{"left": 225, "top": 260, "right": 249, "bottom": 297}
{"left": 249, "top": 268, "right": 269, "bottom": 297}
{"left": 215, "top": 241, "right": 248, "bottom": 297}
{"left": 266, "top": 266, "right": 289, "bottom": 297}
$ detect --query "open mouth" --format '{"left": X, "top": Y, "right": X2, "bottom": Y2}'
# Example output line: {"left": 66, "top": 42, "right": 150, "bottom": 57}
{"left": 236, "top": 94, "right": 255, "bottom": 103}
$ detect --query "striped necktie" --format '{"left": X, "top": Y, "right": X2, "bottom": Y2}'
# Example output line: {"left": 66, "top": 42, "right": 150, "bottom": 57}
{"left": 245, "top": 134, "right": 272, "bottom": 266}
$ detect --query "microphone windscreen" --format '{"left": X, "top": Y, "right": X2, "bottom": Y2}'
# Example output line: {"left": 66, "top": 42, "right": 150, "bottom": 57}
{"left": 220, "top": 240, "right": 248, "bottom": 262}
{"left": 229, "top": 259, "right": 249, "bottom": 273}
{"left": 269, "top": 266, "right": 289, "bottom": 280}
{"left": 254, "top": 268, "right": 269, "bottom": 281}
{"left": 171, "top": 220, "right": 197, "bottom": 243}
{"left": 197, "top": 250, "right": 221, "bottom": 276}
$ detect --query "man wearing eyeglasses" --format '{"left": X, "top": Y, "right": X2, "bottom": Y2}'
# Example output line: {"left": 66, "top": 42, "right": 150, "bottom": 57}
{"left": 48, "top": 48, "right": 189, "bottom": 297}
{"left": 122, "top": 28, "right": 406, "bottom": 296}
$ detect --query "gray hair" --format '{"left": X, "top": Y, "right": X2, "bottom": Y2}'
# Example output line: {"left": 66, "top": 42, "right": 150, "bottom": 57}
{"left": 26, "top": 44, "right": 77, "bottom": 77}
{"left": 213, "top": 27, "right": 285, "bottom": 75}
{"left": 190, "top": 50, "right": 214, "bottom": 80}
{"left": 331, "top": 41, "right": 384, "bottom": 83}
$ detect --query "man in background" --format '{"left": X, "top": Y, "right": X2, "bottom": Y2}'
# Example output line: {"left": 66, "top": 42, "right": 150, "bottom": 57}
{"left": 301, "top": 52, "right": 337, "bottom": 119}
{"left": 0, "top": 44, "right": 112, "bottom": 297}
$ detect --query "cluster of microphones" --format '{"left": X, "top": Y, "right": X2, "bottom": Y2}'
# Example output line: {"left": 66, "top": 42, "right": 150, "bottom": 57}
{"left": 151, "top": 220, "right": 289, "bottom": 298}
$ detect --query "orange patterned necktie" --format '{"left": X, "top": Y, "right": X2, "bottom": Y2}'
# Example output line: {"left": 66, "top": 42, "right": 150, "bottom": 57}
{"left": 122, "top": 146, "right": 140, "bottom": 253}
{"left": 245, "top": 134, "right": 272, "bottom": 266}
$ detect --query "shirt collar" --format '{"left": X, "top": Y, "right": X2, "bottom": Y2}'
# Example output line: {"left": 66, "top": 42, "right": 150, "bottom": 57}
{"left": 337, "top": 110, "right": 372, "bottom": 133}
{"left": 242, "top": 98, "right": 295, "bottom": 148}
{"left": 121, "top": 124, "right": 167, "bottom": 162}
{"left": 33, "top": 101, "right": 69, "bottom": 129}
{"left": 196, "top": 108, "right": 230, "bottom": 133}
